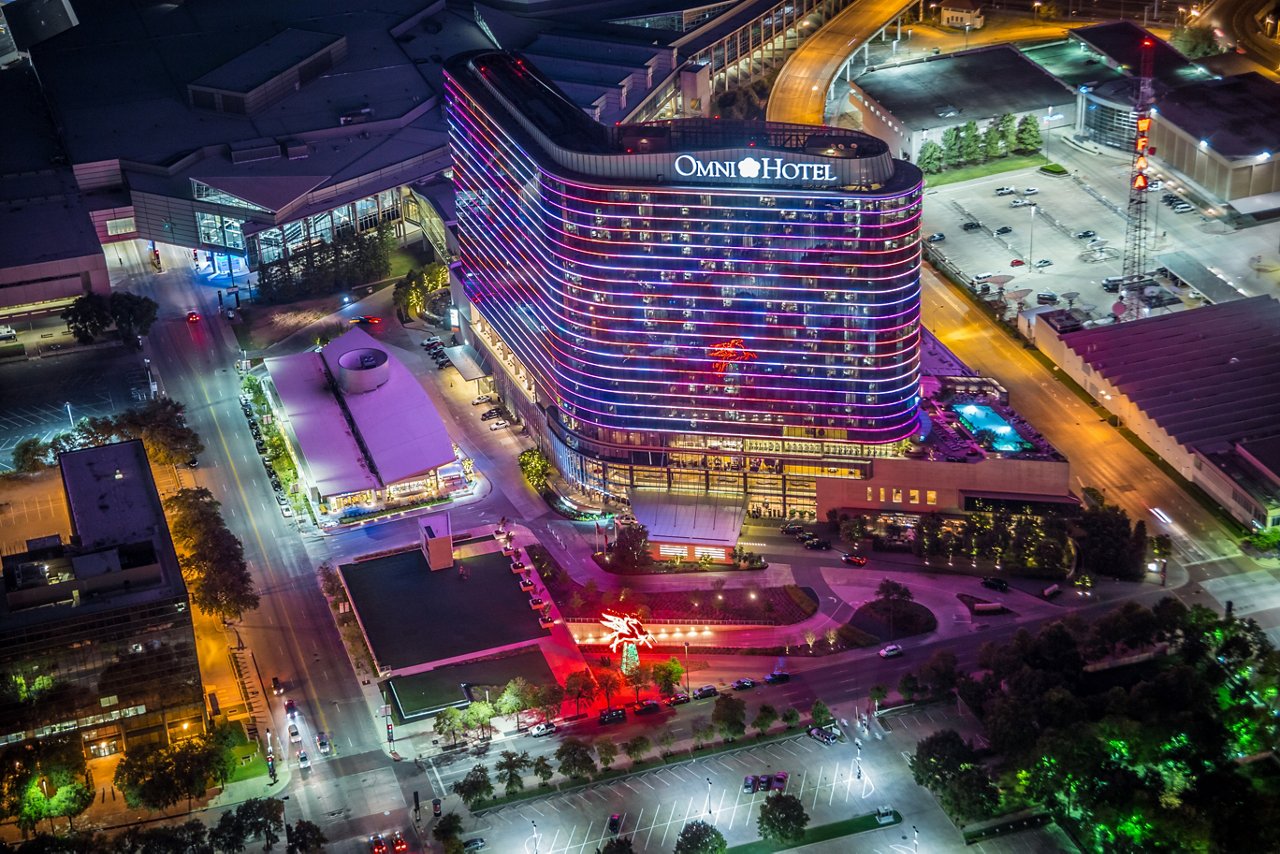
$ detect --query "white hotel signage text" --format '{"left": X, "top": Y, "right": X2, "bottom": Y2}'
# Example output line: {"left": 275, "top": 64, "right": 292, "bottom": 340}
{"left": 672, "top": 154, "right": 838, "bottom": 183}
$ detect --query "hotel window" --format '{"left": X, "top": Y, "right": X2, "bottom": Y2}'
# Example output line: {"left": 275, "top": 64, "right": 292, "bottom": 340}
{"left": 106, "top": 217, "right": 136, "bottom": 236}
{"left": 926, "top": 491, "right": 938, "bottom": 506}
{"left": 879, "top": 487, "right": 886, "bottom": 502}
{"left": 892, "top": 488, "right": 903, "bottom": 503}
{"left": 909, "top": 489, "right": 920, "bottom": 504}
{"left": 866, "top": 487, "right": 874, "bottom": 501}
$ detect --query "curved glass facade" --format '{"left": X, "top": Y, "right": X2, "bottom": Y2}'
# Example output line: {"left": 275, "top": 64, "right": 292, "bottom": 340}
{"left": 447, "top": 51, "right": 923, "bottom": 508}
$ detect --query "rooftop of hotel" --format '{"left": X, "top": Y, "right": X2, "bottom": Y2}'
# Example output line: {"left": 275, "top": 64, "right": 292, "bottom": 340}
{"left": 264, "top": 327, "right": 455, "bottom": 498}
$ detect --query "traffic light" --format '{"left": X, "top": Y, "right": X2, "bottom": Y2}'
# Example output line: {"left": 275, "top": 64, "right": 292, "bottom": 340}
{"left": 386, "top": 721, "right": 394, "bottom": 743}
{"left": 413, "top": 791, "right": 420, "bottom": 812}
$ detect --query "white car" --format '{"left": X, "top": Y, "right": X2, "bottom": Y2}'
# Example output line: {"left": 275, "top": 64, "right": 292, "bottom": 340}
{"left": 530, "top": 722, "right": 557, "bottom": 737}
{"left": 297, "top": 750, "right": 310, "bottom": 769}
{"left": 288, "top": 723, "right": 302, "bottom": 743}
{"left": 878, "top": 644, "right": 904, "bottom": 659}
{"left": 1010, "top": 198, "right": 1032, "bottom": 208}
{"left": 1023, "top": 187, "right": 1039, "bottom": 195}
{"left": 1034, "top": 259, "right": 1054, "bottom": 269}
{"left": 281, "top": 505, "right": 294, "bottom": 518}
{"left": 489, "top": 420, "right": 509, "bottom": 431}
{"left": 471, "top": 395, "right": 491, "bottom": 406}
{"left": 425, "top": 336, "right": 442, "bottom": 345}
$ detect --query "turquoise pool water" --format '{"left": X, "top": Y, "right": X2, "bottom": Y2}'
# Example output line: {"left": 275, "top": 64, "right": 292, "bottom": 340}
{"left": 952, "top": 404, "right": 1029, "bottom": 453}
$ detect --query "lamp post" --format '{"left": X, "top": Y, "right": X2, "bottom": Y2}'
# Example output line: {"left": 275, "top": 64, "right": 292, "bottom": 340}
{"left": 281, "top": 795, "right": 291, "bottom": 847}
{"left": 705, "top": 777, "right": 713, "bottom": 815}
{"left": 64, "top": 402, "right": 74, "bottom": 429}
{"left": 964, "top": 23, "right": 971, "bottom": 49}
{"left": 1028, "top": 205, "right": 1038, "bottom": 270}
{"left": 1033, "top": 1, "right": 1042, "bottom": 23}
{"left": 532, "top": 819, "right": 539, "bottom": 854}
{"left": 683, "top": 641, "right": 691, "bottom": 695}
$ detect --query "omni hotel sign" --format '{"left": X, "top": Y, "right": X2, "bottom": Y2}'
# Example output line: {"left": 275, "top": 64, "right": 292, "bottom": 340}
{"left": 673, "top": 154, "right": 839, "bottom": 184}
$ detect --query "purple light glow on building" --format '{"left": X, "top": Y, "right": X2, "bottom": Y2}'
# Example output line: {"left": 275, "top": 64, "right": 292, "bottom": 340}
{"left": 445, "top": 51, "right": 924, "bottom": 505}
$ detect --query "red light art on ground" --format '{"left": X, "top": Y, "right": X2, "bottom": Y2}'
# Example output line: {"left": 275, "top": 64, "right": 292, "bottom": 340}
{"left": 708, "top": 338, "right": 757, "bottom": 374}
{"left": 598, "top": 611, "right": 655, "bottom": 652}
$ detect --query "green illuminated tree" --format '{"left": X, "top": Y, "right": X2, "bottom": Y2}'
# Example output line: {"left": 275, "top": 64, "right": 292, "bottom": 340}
{"left": 674, "top": 820, "right": 727, "bottom": 854}
{"left": 1170, "top": 24, "right": 1222, "bottom": 58}
{"left": 916, "top": 140, "right": 944, "bottom": 174}
{"left": 1014, "top": 115, "right": 1043, "bottom": 154}
{"left": 910, "top": 729, "right": 976, "bottom": 791}
{"left": 650, "top": 657, "right": 685, "bottom": 696}
{"left": 757, "top": 793, "right": 809, "bottom": 844}
{"left": 496, "top": 677, "right": 537, "bottom": 728}
{"left": 532, "top": 755, "right": 554, "bottom": 786}
{"left": 959, "top": 121, "right": 983, "bottom": 164}
{"left": 810, "top": 700, "right": 834, "bottom": 729}
{"left": 433, "top": 706, "right": 464, "bottom": 746}
{"left": 517, "top": 448, "right": 552, "bottom": 493}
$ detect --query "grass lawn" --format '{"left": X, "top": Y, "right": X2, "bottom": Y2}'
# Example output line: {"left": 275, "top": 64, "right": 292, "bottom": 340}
{"left": 222, "top": 723, "right": 268, "bottom": 784}
{"left": 389, "top": 245, "right": 434, "bottom": 280}
{"left": 727, "top": 809, "right": 902, "bottom": 853}
{"left": 924, "top": 154, "right": 1049, "bottom": 189}
{"left": 388, "top": 648, "right": 554, "bottom": 720}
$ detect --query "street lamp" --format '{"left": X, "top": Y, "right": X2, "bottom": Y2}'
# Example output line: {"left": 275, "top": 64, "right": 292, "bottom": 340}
{"left": 705, "top": 777, "right": 713, "bottom": 815}
{"left": 64, "top": 402, "right": 74, "bottom": 429}
{"left": 1033, "top": 1, "right": 1042, "bottom": 23}
{"left": 964, "top": 23, "right": 971, "bottom": 50}
{"left": 1028, "top": 205, "right": 1038, "bottom": 270}
{"left": 532, "top": 819, "right": 539, "bottom": 854}
{"left": 683, "top": 641, "right": 691, "bottom": 696}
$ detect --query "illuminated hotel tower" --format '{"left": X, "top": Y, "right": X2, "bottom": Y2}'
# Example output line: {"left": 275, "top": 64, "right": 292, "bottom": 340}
{"left": 446, "top": 51, "right": 923, "bottom": 514}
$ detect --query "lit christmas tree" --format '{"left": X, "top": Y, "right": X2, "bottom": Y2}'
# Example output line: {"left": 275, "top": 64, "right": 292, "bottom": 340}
{"left": 620, "top": 642, "right": 639, "bottom": 676}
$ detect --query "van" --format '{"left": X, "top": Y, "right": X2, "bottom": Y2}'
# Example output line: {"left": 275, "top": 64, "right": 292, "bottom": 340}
{"left": 0, "top": 325, "right": 16, "bottom": 341}
{"left": 598, "top": 708, "right": 626, "bottom": 724}
{"left": 1036, "top": 292, "right": 1059, "bottom": 305}
{"left": 692, "top": 685, "right": 719, "bottom": 700}
{"left": 972, "top": 272, "right": 996, "bottom": 284}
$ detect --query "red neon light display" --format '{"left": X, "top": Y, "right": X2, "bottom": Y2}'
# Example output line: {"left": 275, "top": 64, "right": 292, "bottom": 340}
{"left": 598, "top": 611, "right": 656, "bottom": 652}
{"left": 708, "top": 338, "right": 758, "bottom": 374}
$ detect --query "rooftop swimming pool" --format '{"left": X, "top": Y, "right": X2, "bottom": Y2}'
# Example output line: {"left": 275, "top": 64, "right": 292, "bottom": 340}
{"left": 951, "top": 404, "right": 1031, "bottom": 453}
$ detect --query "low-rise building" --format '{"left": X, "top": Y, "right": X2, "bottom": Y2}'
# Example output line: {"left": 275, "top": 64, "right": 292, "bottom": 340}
{"left": 939, "top": 0, "right": 984, "bottom": 30}
{"left": 0, "top": 440, "right": 204, "bottom": 757}
{"left": 262, "top": 326, "right": 469, "bottom": 525}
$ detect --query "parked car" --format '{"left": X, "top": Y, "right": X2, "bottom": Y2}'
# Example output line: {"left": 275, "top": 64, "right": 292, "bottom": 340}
{"left": 489, "top": 420, "right": 510, "bottom": 431}
{"left": 369, "top": 835, "right": 388, "bottom": 854}
{"left": 779, "top": 523, "right": 804, "bottom": 535}
{"left": 1023, "top": 187, "right": 1039, "bottom": 195}
{"left": 599, "top": 708, "right": 626, "bottom": 724}
{"left": 530, "top": 722, "right": 557, "bottom": 737}
{"left": 1075, "top": 229, "right": 1097, "bottom": 239}
{"left": 773, "top": 771, "right": 789, "bottom": 792}
{"left": 995, "top": 225, "right": 1013, "bottom": 235}
{"left": 297, "top": 750, "right": 310, "bottom": 769}
{"left": 391, "top": 832, "right": 408, "bottom": 853}
{"left": 808, "top": 726, "right": 837, "bottom": 745}
{"left": 633, "top": 699, "right": 661, "bottom": 715}
{"left": 981, "top": 577, "right": 1010, "bottom": 592}
{"left": 732, "top": 678, "right": 755, "bottom": 691}
{"left": 1036, "top": 291, "right": 1059, "bottom": 304}
{"left": 995, "top": 186, "right": 1016, "bottom": 196}
{"left": 961, "top": 221, "right": 982, "bottom": 231}
{"left": 288, "top": 723, "right": 301, "bottom": 743}
{"left": 665, "top": 692, "right": 691, "bottom": 706}
{"left": 692, "top": 685, "right": 719, "bottom": 700}
{"left": 743, "top": 775, "right": 758, "bottom": 793}
{"left": 1034, "top": 259, "right": 1054, "bottom": 269}
{"left": 425, "top": 336, "right": 442, "bottom": 345}
{"left": 1010, "top": 198, "right": 1032, "bottom": 208}
{"left": 758, "top": 774, "right": 775, "bottom": 792}
{"left": 462, "top": 840, "right": 486, "bottom": 852}
{"left": 878, "top": 644, "right": 904, "bottom": 659}
{"left": 1010, "top": 259, "right": 1025, "bottom": 267}
{"left": 764, "top": 672, "right": 790, "bottom": 684}
{"left": 472, "top": 395, "right": 491, "bottom": 406}
{"left": 804, "top": 539, "right": 831, "bottom": 550}
{"left": 840, "top": 553, "right": 868, "bottom": 566}
{"left": 926, "top": 232, "right": 945, "bottom": 243}
{"left": 607, "top": 814, "right": 622, "bottom": 834}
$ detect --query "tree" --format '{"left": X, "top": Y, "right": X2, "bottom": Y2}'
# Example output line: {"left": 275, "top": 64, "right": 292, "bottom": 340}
{"left": 1170, "top": 24, "right": 1222, "bottom": 58}
{"left": 898, "top": 672, "right": 922, "bottom": 702}
{"left": 451, "top": 764, "right": 493, "bottom": 808}
{"left": 108, "top": 292, "right": 159, "bottom": 347}
{"left": 61, "top": 293, "right": 111, "bottom": 343}
{"left": 611, "top": 523, "right": 651, "bottom": 570}
{"left": 594, "top": 668, "right": 622, "bottom": 709}
{"left": 434, "top": 707, "right": 464, "bottom": 746}
{"left": 781, "top": 707, "right": 800, "bottom": 729}
{"left": 236, "top": 798, "right": 284, "bottom": 851}
{"left": 164, "top": 487, "right": 258, "bottom": 621}
{"left": 496, "top": 677, "right": 536, "bottom": 728}
{"left": 674, "top": 820, "right": 728, "bottom": 854}
{"left": 555, "top": 738, "right": 597, "bottom": 779}
{"left": 494, "top": 750, "right": 531, "bottom": 795}
{"left": 651, "top": 657, "right": 685, "bottom": 696}
{"left": 941, "top": 126, "right": 962, "bottom": 167}
{"left": 116, "top": 398, "right": 204, "bottom": 466}
{"left": 601, "top": 839, "right": 635, "bottom": 854}
{"left": 517, "top": 449, "right": 552, "bottom": 493}
{"left": 536, "top": 683, "right": 565, "bottom": 723}
{"left": 622, "top": 735, "right": 651, "bottom": 765}
{"left": 657, "top": 727, "right": 677, "bottom": 756}
{"left": 595, "top": 738, "right": 619, "bottom": 770}
{"left": 211, "top": 810, "right": 248, "bottom": 852}
{"left": 286, "top": 819, "right": 328, "bottom": 853}
{"left": 691, "top": 717, "right": 714, "bottom": 748}
{"left": 982, "top": 122, "right": 1004, "bottom": 161}
{"left": 433, "top": 813, "right": 463, "bottom": 844}
{"left": 996, "top": 113, "right": 1018, "bottom": 153}
{"left": 916, "top": 140, "right": 944, "bottom": 174}
{"left": 919, "top": 650, "right": 960, "bottom": 698}
{"left": 810, "top": 700, "right": 834, "bottom": 729}
{"left": 564, "top": 669, "right": 598, "bottom": 716}
{"left": 752, "top": 704, "right": 778, "bottom": 737}
{"left": 623, "top": 664, "right": 653, "bottom": 702}
{"left": 1014, "top": 114, "right": 1042, "bottom": 154}
{"left": 464, "top": 700, "right": 495, "bottom": 739}
{"left": 870, "top": 684, "right": 888, "bottom": 711}
{"left": 876, "top": 578, "right": 913, "bottom": 604}
{"left": 12, "top": 437, "right": 51, "bottom": 472}
{"left": 532, "top": 755, "right": 554, "bottom": 786}
{"left": 114, "top": 744, "right": 182, "bottom": 811}
{"left": 940, "top": 765, "right": 998, "bottom": 822}
{"left": 712, "top": 694, "right": 747, "bottom": 741}
{"left": 910, "top": 729, "right": 976, "bottom": 791}
{"left": 757, "top": 793, "right": 810, "bottom": 844}
{"left": 959, "top": 120, "right": 983, "bottom": 164}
